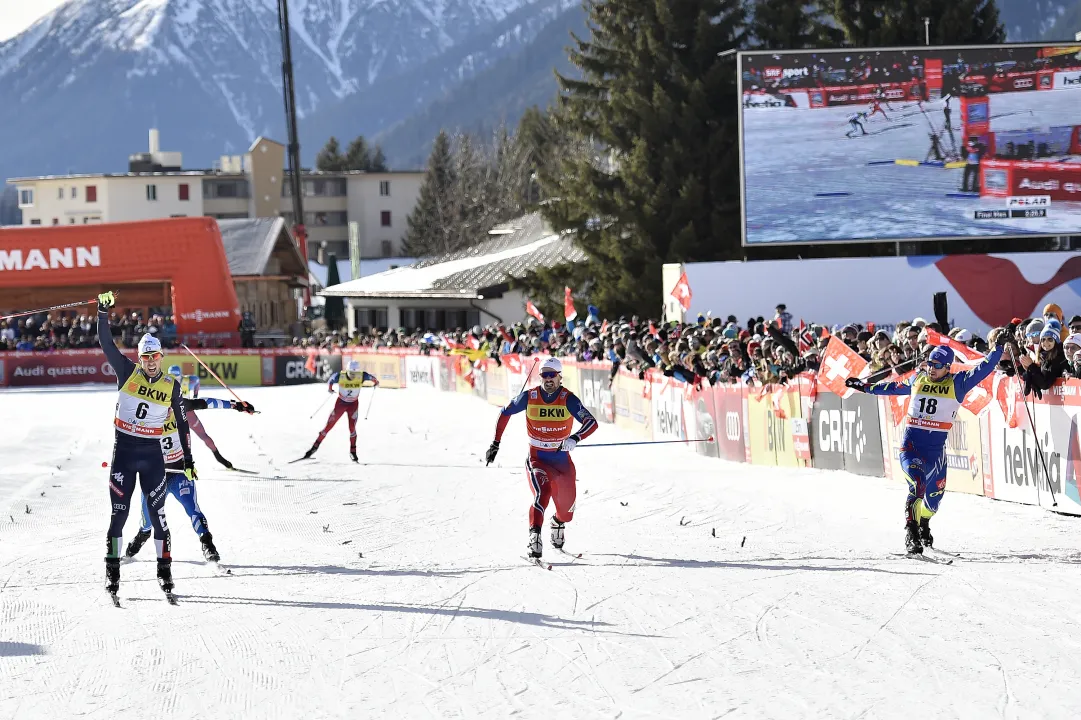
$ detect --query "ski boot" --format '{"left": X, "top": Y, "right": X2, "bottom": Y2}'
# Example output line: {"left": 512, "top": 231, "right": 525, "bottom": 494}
{"left": 105, "top": 557, "right": 120, "bottom": 594}
{"left": 550, "top": 517, "right": 565, "bottom": 550}
{"left": 905, "top": 519, "right": 923, "bottom": 555}
{"left": 528, "top": 526, "right": 543, "bottom": 559}
{"left": 212, "top": 450, "right": 233, "bottom": 469}
{"left": 350, "top": 449, "right": 359, "bottom": 463}
{"left": 125, "top": 528, "right": 151, "bottom": 558}
{"left": 156, "top": 558, "right": 175, "bottom": 594}
{"left": 919, "top": 518, "right": 933, "bottom": 548}
{"left": 200, "top": 532, "right": 220, "bottom": 563}
{"left": 303, "top": 442, "right": 320, "bottom": 459}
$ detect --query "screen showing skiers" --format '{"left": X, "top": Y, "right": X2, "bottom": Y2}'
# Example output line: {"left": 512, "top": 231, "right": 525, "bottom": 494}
{"left": 739, "top": 43, "right": 1081, "bottom": 244}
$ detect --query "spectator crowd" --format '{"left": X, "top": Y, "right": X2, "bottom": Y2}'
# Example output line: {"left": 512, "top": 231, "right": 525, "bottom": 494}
{"left": 9, "top": 300, "right": 1081, "bottom": 402}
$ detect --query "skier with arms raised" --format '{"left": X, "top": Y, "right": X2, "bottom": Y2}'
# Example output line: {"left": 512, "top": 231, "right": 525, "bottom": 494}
{"left": 165, "top": 366, "right": 241, "bottom": 469}
{"left": 485, "top": 358, "right": 598, "bottom": 560}
{"left": 96, "top": 291, "right": 194, "bottom": 602}
{"left": 845, "top": 332, "right": 1005, "bottom": 554}
{"left": 124, "top": 383, "right": 256, "bottom": 564}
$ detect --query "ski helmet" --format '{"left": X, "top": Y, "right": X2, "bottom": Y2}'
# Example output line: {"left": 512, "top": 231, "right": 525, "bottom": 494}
{"left": 167, "top": 365, "right": 183, "bottom": 378}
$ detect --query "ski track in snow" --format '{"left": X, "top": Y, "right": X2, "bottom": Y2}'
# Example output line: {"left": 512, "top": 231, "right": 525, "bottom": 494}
{"left": 1, "top": 385, "right": 1080, "bottom": 718}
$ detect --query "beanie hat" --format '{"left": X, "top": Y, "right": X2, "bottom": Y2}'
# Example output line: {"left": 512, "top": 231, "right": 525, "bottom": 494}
{"left": 1040, "top": 327, "right": 1062, "bottom": 342}
{"left": 928, "top": 346, "right": 954, "bottom": 366}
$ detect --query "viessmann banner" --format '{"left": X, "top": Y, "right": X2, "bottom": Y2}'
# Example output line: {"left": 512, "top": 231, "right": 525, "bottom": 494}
{"left": 0, "top": 218, "right": 241, "bottom": 337}
{"left": 739, "top": 43, "right": 1081, "bottom": 245}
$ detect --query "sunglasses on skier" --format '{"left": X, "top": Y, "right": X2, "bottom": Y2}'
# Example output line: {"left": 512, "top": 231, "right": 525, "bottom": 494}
{"left": 140, "top": 351, "right": 163, "bottom": 360}
{"left": 540, "top": 371, "right": 560, "bottom": 379}
{"left": 928, "top": 360, "right": 949, "bottom": 370}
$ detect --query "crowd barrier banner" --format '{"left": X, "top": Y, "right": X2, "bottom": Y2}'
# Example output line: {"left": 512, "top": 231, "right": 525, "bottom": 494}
{"left": 810, "top": 389, "right": 845, "bottom": 471}
{"left": 578, "top": 362, "right": 615, "bottom": 424}
{"left": 712, "top": 382, "right": 748, "bottom": 463}
{"left": 348, "top": 352, "right": 406, "bottom": 388}
{"left": 691, "top": 381, "right": 721, "bottom": 459}
{"left": 651, "top": 374, "right": 686, "bottom": 442}
{"left": 613, "top": 370, "right": 652, "bottom": 439}
{"left": 746, "top": 384, "right": 807, "bottom": 467}
{"left": 0, "top": 352, "right": 119, "bottom": 387}
{"left": 272, "top": 352, "right": 341, "bottom": 386}
{"left": 404, "top": 356, "right": 437, "bottom": 390}
{"left": 484, "top": 358, "right": 509, "bottom": 406}
{"left": 841, "top": 392, "right": 886, "bottom": 476}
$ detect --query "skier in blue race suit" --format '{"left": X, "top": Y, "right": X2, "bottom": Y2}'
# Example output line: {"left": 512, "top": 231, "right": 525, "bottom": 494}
{"left": 846, "top": 333, "right": 1005, "bottom": 554}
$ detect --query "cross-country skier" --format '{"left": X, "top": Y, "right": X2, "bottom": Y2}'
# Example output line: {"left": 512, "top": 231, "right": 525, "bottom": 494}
{"left": 97, "top": 291, "right": 194, "bottom": 600}
{"left": 165, "top": 365, "right": 237, "bottom": 469}
{"left": 845, "top": 333, "right": 1005, "bottom": 554}
{"left": 846, "top": 112, "right": 869, "bottom": 138}
{"left": 303, "top": 360, "right": 379, "bottom": 461}
{"left": 484, "top": 357, "right": 598, "bottom": 559}
{"left": 124, "top": 394, "right": 257, "bottom": 563}
{"left": 868, "top": 100, "right": 889, "bottom": 121}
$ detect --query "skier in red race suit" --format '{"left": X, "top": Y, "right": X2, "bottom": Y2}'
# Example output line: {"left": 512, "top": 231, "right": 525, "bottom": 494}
{"left": 485, "top": 357, "right": 598, "bottom": 558}
{"left": 303, "top": 360, "right": 379, "bottom": 461}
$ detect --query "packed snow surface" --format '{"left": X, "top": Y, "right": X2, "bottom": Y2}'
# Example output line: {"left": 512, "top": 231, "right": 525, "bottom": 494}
{"left": 2, "top": 384, "right": 1080, "bottom": 718}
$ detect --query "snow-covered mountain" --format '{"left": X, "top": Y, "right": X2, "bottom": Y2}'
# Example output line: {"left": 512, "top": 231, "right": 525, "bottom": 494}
{"left": 0, "top": 0, "right": 537, "bottom": 178}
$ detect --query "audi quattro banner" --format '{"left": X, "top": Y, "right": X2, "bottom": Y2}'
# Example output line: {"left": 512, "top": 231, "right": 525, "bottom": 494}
{"left": 0, "top": 350, "right": 263, "bottom": 387}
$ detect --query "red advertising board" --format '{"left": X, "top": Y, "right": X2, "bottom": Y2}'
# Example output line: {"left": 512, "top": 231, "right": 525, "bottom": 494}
{"left": 980, "top": 159, "right": 1081, "bottom": 202}
{"left": 924, "top": 58, "right": 943, "bottom": 97}
{"left": 712, "top": 382, "right": 748, "bottom": 463}
{"left": 0, "top": 351, "right": 129, "bottom": 387}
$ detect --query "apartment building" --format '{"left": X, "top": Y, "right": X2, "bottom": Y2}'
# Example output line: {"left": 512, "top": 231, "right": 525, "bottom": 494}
{"left": 7, "top": 130, "right": 423, "bottom": 261}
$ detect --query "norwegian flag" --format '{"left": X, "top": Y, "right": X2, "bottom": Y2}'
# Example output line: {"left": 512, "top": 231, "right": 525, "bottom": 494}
{"left": 797, "top": 320, "right": 812, "bottom": 354}
{"left": 816, "top": 336, "right": 868, "bottom": 398}
{"left": 525, "top": 300, "right": 545, "bottom": 323}
{"left": 670, "top": 270, "right": 693, "bottom": 312}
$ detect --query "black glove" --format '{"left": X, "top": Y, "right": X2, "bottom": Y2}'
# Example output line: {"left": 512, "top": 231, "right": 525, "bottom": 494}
{"left": 845, "top": 377, "right": 866, "bottom": 392}
{"left": 233, "top": 400, "right": 256, "bottom": 414}
{"left": 995, "top": 331, "right": 1007, "bottom": 348}
{"left": 485, "top": 441, "right": 500, "bottom": 466}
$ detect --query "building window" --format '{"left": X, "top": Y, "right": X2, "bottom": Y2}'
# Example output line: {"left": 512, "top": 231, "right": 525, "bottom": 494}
{"left": 29, "top": 218, "right": 41, "bottom": 225}
{"left": 83, "top": 217, "right": 90, "bottom": 224}
{"left": 379, "top": 180, "right": 390, "bottom": 196}
{"left": 69, "top": 218, "right": 75, "bottom": 224}
{"left": 178, "top": 183, "right": 189, "bottom": 201}
{"left": 86, "top": 185, "right": 97, "bottom": 202}
{"left": 18, "top": 189, "right": 34, "bottom": 207}
{"left": 203, "top": 179, "right": 249, "bottom": 198}
{"left": 380, "top": 240, "right": 392, "bottom": 257}
{"left": 380, "top": 211, "right": 391, "bottom": 227}
{"left": 52, "top": 218, "right": 59, "bottom": 225}
{"left": 146, "top": 184, "right": 157, "bottom": 201}
{"left": 306, "top": 211, "right": 347, "bottom": 226}
{"left": 211, "top": 212, "right": 248, "bottom": 220}
{"left": 301, "top": 178, "right": 346, "bottom": 197}
{"left": 57, "top": 187, "right": 64, "bottom": 200}
{"left": 70, "top": 186, "right": 77, "bottom": 199}
{"left": 169, "top": 214, "right": 187, "bottom": 218}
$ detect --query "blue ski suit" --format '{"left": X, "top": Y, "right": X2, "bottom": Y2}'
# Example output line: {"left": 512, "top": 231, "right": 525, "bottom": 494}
{"left": 864, "top": 346, "right": 1002, "bottom": 521}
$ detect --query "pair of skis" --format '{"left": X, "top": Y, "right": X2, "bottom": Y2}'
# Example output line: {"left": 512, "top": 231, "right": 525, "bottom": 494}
{"left": 896, "top": 547, "right": 960, "bottom": 565}
{"left": 525, "top": 548, "right": 583, "bottom": 571}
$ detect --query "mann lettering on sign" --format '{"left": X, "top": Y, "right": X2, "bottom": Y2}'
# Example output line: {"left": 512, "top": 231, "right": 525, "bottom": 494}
{"left": 1002, "top": 428, "right": 1062, "bottom": 493}
{"left": 0, "top": 246, "right": 101, "bottom": 272}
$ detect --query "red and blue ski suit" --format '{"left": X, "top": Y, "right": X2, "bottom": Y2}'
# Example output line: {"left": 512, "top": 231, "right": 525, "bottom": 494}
{"left": 495, "top": 386, "right": 598, "bottom": 527}
{"left": 864, "top": 346, "right": 1002, "bottom": 521}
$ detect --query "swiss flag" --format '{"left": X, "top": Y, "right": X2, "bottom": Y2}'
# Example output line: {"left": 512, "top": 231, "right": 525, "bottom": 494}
{"left": 502, "top": 354, "right": 523, "bottom": 374}
{"left": 962, "top": 376, "right": 994, "bottom": 416}
{"left": 771, "top": 385, "right": 787, "bottom": 419}
{"left": 525, "top": 300, "right": 545, "bottom": 323}
{"left": 670, "top": 271, "right": 693, "bottom": 312}
{"left": 564, "top": 287, "right": 578, "bottom": 322}
{"left": 816, "top": 336, "right": 868, "bottom": 398}
{"left": 888, "top": 370, "right": 916, "bottom": 425}
{"left": 304, "top": 349, "right": 317, "bottom": 374}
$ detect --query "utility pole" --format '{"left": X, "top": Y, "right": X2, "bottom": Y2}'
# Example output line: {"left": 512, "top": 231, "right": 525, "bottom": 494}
{"left": 277, "top": 0, "right": 309, "bottom": 308}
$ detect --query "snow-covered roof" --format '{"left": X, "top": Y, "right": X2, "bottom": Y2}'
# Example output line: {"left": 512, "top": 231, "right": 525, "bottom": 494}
{"left": 320, "top": 213, "right": 585, "bottom": 299}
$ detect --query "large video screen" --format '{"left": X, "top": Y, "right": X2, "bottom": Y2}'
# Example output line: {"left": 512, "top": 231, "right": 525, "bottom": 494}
{"left": 739, "top": 43, "right": 1081, "bottom": 245}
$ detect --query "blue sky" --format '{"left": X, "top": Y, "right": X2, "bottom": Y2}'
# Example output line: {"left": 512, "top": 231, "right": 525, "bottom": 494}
{"left": 0, "top": 0, "right": 68, "bottom": 42}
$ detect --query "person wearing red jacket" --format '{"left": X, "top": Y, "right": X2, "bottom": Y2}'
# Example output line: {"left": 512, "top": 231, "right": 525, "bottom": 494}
{"left": 486, "top": 357, "right": 598, "bottom": 559}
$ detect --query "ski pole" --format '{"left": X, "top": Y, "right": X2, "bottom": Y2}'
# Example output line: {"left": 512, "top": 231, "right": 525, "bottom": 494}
{"left": 577, "top": 437, "right": 714, "bottom": 449}
{"left": 180, "top": 344, "right": 260, "bottom": 413}
{"left": 0, "top": 293, "right": 116, "bottom": 322}
{"left": 309, "top": 393, "right": 333, "bottom": 419}
{"left": 517, "top": 358, "right": 539, "bottom": 395}
{"left": 363, "top": 386, "right": 377, "bottom": 421}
